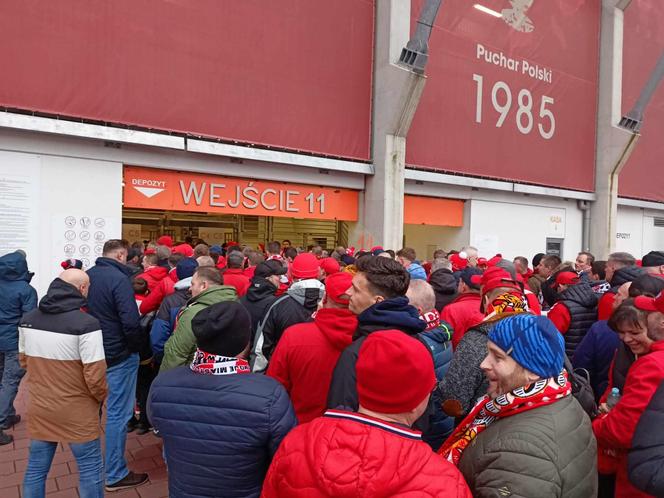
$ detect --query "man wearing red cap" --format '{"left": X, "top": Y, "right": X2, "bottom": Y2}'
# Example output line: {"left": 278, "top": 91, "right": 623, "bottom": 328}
{"left": 251, "top": 253, "right": 324, "bottom": 373}
{"left": 156, "top": 235, "right": 173, "bottom": 248}
{"left": 262, "top": 331, "right": 472, "bottom": 498}
{"left": 318, "top": 257, "right": 340, "bottom": 282}
{"left": 267, "top": 272, "right": 357, "bottom": 423}
{"left": 439, "top": 266, "right": 529, "bottom": 418}
{"left": 547, "top": 271, "right": 598, "bottom": 358}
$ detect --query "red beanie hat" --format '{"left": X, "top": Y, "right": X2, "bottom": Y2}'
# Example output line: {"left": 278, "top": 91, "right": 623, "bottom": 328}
{"left": 325, "top": 271, "right": 353, "bottom": 305}
{"left": 320, "top": 257, "right": 340, "bottom": 276}
{"left": 356, "top": 330, "right": 436, "bottom": 414}
{"left": 157, "top": 235, "right": 173, "bottom": 248}
{"left": 291, "top": 253, "right": 320, "bottom": 279}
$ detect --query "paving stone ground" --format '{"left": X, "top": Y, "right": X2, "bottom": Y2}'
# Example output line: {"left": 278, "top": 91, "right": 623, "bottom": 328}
{"left": 0, "top": 382, "right": 168, "bottom": 497}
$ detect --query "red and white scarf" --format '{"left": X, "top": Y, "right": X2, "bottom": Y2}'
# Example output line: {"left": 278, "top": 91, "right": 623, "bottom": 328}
{"left": 439, "top": 371, "right": 572, "bottom": 465}
{"left": 190, "top": 349, "right": 250, "bottom": 376}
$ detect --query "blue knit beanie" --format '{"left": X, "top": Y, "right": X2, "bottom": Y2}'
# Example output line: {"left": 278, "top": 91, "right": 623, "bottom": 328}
{"left": 488, "top": 315, "right": 565, "bottom": 378}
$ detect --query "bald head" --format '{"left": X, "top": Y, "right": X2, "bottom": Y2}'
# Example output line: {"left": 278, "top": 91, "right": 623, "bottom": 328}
{"left": 59, "top": 269, "right": 90, "bottom": 297}
{"left": 406, "top": 279, "right": 436, "bottom": 314}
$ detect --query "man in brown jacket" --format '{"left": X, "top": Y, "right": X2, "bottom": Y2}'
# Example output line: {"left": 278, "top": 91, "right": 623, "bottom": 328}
{"left": 19, "top": 269, "right": 108, "bottom": 497}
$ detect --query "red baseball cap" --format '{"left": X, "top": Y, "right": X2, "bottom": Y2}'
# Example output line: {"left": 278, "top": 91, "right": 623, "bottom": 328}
{"left": 449, "top": 253, "right": 468, "bottom": 271}
{"left": 555, "top": 272, "right": 580, "bottom": 286}
{"left": 356, "top": 330, "right": 436, "bottom": 414}
{"left": 157, "top": 235, "right": 173, "bottom": 248}
{"left": 634, "top": 292, "right": 664, "bottom": 313}
{"left": 172, "top": 244, "right": 194, "bottom": 258}
{"left": 325, "top": 272, "right": 353, "bottom": 305}
{"left": 471, "top": 266, "right": 520, "bottom": 294}
{"left": 291, "top": 253, "right": 320, "bottom": 279}
{"left": 320, "top": 257, "right": 340, "bottom": 276}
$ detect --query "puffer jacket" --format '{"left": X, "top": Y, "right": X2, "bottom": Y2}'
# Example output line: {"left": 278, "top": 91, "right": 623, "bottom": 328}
{"left": 148, "top": 366, "right": 297, "bottom": 498}
{"left": 252, "top": 279, "right": 324, "bottom": 373}
{"left": 420, "top": 321, "right": 455, "bottom": 449}
{"left": 0, "top": 251, "right": 37, "bottom": 351}
{"left": 139, "top": 269, "right": 177, "bottom": 315}
{"left": 629, "top": 380, "right": 664, "bottom": 497}
{"left": 150, "top": 278, "right": 191, "bottom": 363}
{"left": 87, "top": 257, "right": 142, "bottom": 366}
{"left": 440, "top": 293, "right": 484, "bottom": 349}
{"left": 240, "top": 277, "right": 279, "bottom": 341}
{"left": 267, "top": 307, "right": 357, "bottom": 423}
{"left": 159, "top": 285, "right": 238, "bottom": 372}
{"left": 558, "top": 283, "right": 598, "bottom": 358}
{"left": 458, "top": 395, "right": 597, "bottom": 498}
{"left": 428, "top": 268, "right": 458, "bottom": 311}
{"left": 136, "top": 265, "right": 169, "bottom": 292}
{"left": 327, "top": 297, "right": 427, "bottom": 412}
{"left": 261, "top": 409, "right": 472, "bottom": 498}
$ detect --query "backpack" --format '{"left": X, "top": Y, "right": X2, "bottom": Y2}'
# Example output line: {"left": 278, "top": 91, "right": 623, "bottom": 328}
{"left": 564, "top": 355, "right": 597, "bottom": 418}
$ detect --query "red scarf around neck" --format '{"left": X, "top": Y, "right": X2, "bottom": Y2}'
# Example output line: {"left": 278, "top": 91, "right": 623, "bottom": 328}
{"left": 439, "top": 370, "right": 572, "bottom": 465}
{"left": 190, "top": 349, "right": 250, "bottom": 376}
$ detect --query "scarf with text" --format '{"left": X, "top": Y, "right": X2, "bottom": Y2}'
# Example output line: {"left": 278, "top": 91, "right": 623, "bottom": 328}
{"left": 439, "top": 370, "right": 572, "bottom": 465}
{"left": 483, "top": 292, "right": 528, "bottom": 323}
{"left": 190, "top": 349, "right": 250, "bottom": 376}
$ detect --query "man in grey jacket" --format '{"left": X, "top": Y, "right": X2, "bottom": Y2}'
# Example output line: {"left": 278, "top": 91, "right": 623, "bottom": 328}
{"left": 440, "top": 314, "right": 597, "bottom": 498}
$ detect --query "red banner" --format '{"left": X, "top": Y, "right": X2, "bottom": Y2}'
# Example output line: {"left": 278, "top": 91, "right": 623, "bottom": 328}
{"left": 407, "top": 0, "right": 600, "bottom": 191}
{"left": 619, "top": 1, "right": 664, "bottom": 202}
{"left": 0, "top": 1, "right": 373, "bottom": 161}
{"left": 123, "top": 166, "right": 359, "bottom": 221}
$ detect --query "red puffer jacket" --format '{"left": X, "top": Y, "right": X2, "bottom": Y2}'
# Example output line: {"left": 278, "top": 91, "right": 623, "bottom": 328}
{"left": 261, "top": 410, "right": 472, "bottom": 498}
{"left": 139, "top": 269, "right": 177, "bottom": 315}
{"left": 222, "top": 268, "right": 251, "bottom": 297}
{"left": 137, "top": 265, "right": 169, "bottom": 292}
{"left": 440, "top": 293, "right": 484, "bottom": 349}
{"left": 267, "top": 307, "right": 357, "bottom": 423}
{"left": 593, "top": 341, "right": 664, "bottom": 498}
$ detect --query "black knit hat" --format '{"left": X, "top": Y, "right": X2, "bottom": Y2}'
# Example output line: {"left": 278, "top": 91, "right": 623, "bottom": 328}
{"left": 642, "top": 251, "right": 664, "bottom": 268}
{"left": 191, "top": 301, "right": 251, "bottom": 357}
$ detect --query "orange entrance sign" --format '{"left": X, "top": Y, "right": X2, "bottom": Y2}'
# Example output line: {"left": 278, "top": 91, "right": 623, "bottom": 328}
{"left": 123, "top": 166, "right": 359, "bottom": 221}
{"left": 404, "top": 195, "right": 464, "bottom": 226}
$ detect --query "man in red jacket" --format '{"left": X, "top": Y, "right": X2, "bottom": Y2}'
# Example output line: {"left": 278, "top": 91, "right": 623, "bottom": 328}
{"left": 136, "top": 253, "right": 168, "bottom": 292}
{"left": 267, "top": 272, "right": 356, "bottom": 423}
{"left": 441, "top": 267, "right": 484, "bottom": 348}
{"left": 221, "top": 251, "right": 251, "bottom": 297}
{"left": 262, "top": 331, "right": 472, "bottom": 498}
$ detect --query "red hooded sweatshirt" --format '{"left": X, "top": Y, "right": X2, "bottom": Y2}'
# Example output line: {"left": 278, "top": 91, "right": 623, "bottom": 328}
{"left": 267, "top": 307, "right": 358, "bottom": 423}
{"left": 137, "top": 266, "right": 168, "bottom": 292}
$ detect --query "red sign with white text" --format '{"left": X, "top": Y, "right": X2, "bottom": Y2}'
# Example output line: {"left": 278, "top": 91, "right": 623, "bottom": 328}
{"left": 407, "top": 0, "right": 600, "bottom": 191}
{"left": 123, "top": 166, "right": 359, "bottom": 221}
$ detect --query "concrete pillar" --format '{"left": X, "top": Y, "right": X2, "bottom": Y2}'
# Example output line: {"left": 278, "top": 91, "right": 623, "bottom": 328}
{"left": 590, "top": 0, "right": 638, "bottom": 259}
{"left": 352, "top": 0, "right": 426, "bottom": 250}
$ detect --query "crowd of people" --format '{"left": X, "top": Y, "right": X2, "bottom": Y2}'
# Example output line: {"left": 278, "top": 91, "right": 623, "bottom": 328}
{"left": 1, "top": 238, "right": 664, "bottom": 497}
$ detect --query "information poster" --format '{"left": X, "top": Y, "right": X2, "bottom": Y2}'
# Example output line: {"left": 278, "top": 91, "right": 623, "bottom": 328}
{"left": 52, "top": 214, "right": 118, "bottom": 272}
{"left": 0, "top": 166, "right": 40, "bottom": 257}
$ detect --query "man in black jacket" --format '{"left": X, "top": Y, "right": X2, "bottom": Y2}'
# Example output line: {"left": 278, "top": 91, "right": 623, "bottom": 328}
{"left": 428, "top": 258, "right": 457, "bottom": 312}
{"left": 240, "top": 260, "right": 286, "bottom": 342}
{"left": 629, "top": 380, "right": 664, "bottom": 496}
{"left": 86, "top": 240, "right": 148, "bottom": 492}
{"left": 251, "top": 253, "right": 324, "bottom": 373}
{"left": 327, "top": 256, "right": 425, "bottom": 411}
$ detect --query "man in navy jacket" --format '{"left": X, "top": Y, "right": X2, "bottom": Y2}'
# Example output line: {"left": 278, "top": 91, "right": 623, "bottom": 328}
{"left": 0, "top": 250, "right": 37, "bottom": 445}
{"left": 87, "top": 240, "right": 148, "bottom": 492}
{"left": 149, "top": 301, "right": 296, "bottom": 498}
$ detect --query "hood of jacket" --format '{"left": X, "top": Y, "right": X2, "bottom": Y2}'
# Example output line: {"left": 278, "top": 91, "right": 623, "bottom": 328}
{"left": 93, "top": 257, "right": 134, "bottom": 277}
{"left": 174, "top": 276, "right": 193, "bottom": 290}
{"left": 420, "top": 321, "right": 453, "bottom": 345}
{"left": 560, "top": 282, "right": 599, "bottom": 308}
{"left": 0, "top": 251, "right": 33, "bottom": 282}
{"left": 288, "top": 279, "right": 325, "bottom": 311}
{"left": 407, "top": 263, "right": 427, "bottom": 280}
{"left": 142, "top": 265, "right": 169, "bottom": 281}
{"left": 428, "top": 268, "right": 457, "bottom": 296}
{"left": 38, "top": 278, "right": 86, "bottom": 314}
{"left": 245, "top": 277, "right": 278, "bottom": 302}
{"left": 357, "top": 296, "right": 426, "bottom": 336}
{"left": 189, "top": 285, "right": 237, "bottom": 307}
{"left": 610, "top": 265, "right": 645, "bottom": 288}
{"left": 315, "top": 307, "right": 358, "bottom": 351}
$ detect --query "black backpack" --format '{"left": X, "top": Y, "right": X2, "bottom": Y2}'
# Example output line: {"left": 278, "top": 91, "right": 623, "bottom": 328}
{"left": 564, "top": 355, "right": 597, "bottom": 418}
